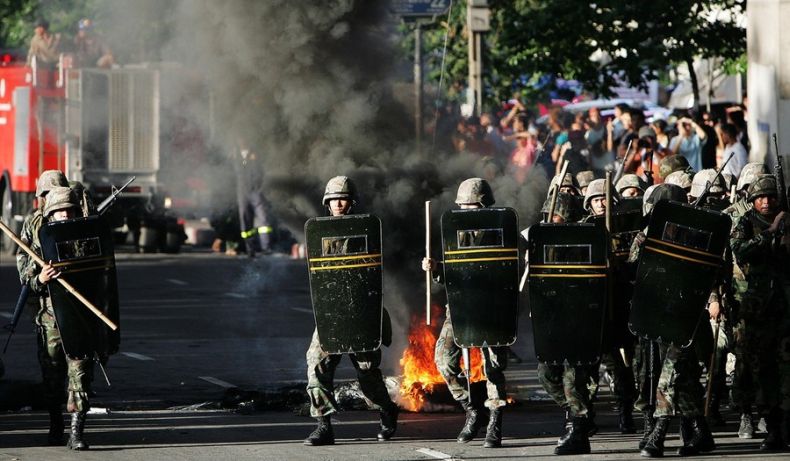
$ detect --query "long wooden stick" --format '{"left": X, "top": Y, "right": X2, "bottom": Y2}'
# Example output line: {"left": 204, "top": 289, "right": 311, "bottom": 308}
{"left": 548, "top": 160, "right": 570, "bottom": 222}
{"left": 425, "top": 200, "right": 432, "bottom": 326}
{"left": 0, "top": 220, "right": 119, "bottom": 331}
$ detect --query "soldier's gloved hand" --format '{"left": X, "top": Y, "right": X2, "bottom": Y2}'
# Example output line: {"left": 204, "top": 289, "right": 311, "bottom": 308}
{"left": 708, "top": 300, "right": 721, "bottom": 320}
{"left": 768, "top": 211, "right": 787, "bottom": 233}
{"left": 634, "top": 232, "right": 646, "bottom": 248}
{"left": 37, "top": 261, "right": 60, "bottom": 285}
{"left": 421, "top": 257, "right": 435, "bottom": 272}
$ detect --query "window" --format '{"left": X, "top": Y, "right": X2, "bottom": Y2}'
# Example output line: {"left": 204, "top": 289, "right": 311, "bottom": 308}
{"left": 321, "top": 235, "right": 368, "bottom": 256}
{"left": 56, "top": 237, "right": 102, "bottom": 260}
{"left": 457, "top": 228, "right": 504, "bottom": 249}
{"left": 661, "top": 222, "right": 712, "bottom": 251}
{"left": 543, "top": 244, "right": 592, "bottom": 264}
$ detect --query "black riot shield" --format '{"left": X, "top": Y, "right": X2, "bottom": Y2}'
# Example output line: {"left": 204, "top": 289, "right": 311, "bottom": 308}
{"left": 629, "top": 200, "right": 731, "bottom": 347}
{"left": 39, "top": 216, "right": 120, "bottom": 359}
{"left": 610, "top": 198, "right": 645, "bottom": 260}
{"left": 527, "top": 223, "right": 608, "bottom": 365}
{"left": 441, "top": 208, "right": 519, "bottom": 348}
{"left": 305, "top": 214, "right": 382, "bottom": 354}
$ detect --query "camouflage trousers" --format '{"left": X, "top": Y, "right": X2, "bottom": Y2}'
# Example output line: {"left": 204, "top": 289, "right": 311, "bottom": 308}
{"left": 36, "top": 309, "right": 93, "bottom": 413}
{"left": 708, "top": 317, "right": 731, "bottom": 404}
{"left": 654, "top": 343, "right": 705, "bottom": 418}
{"left": 731, "top": 280, "right": 790, "bottom": 413}
{"left": 434, "top": 310, "right": 508, "bottom": 410}
{"left": 633, "top": 338, "right": 662, "bottom": 413}
{"left": 537, "top": 363, "right": 592, "bottom": 417}
{"left": 305, "top": 329, "right": 394, "bottom": 418}
{"left": 588, "top": 347, "right": 636, "bottom": 407}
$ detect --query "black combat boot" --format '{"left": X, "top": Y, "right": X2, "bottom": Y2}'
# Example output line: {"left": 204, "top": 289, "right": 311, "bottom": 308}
{"left": 761, "top": 409, "right": 788, "bottom": 451}
{"left": 483, "top": 408, "right": 503, "bottom": 448}
{"left": 47, "top": 407, "right": 65, "bottom": 446}
{"left": 586, "top": 406, "right": 598, "bottom": 437}
{"left": 66, "top": 412, "right": 89, "bottom": 451}
{"left": 619, "top": 401, "right": 636, "bottom": 434}
{"left": 738, "top": 411, "right": 754, "bottom": 439}
{"left": 457, "top": 400, "right": 484, "bottom": 443}
{"left": 639, "top": 406, "right": 656, "bottom": 450}
{"left": 558, "top": 409, "right": 573, "bottom": 445}
{"left": 304, "top": 416, "right": 334, "bottom": 446}
{"left": 555, "top": 416, "right": 591, "bottom": 455}
{"left": 677, "top": 416, "right": 715, "bottom": 456}
{"left": 707, "top": 393, "right": 725, "bottom": 427}
{"left": 377, "top": 404, "right": 399, "bottom": 441}
{"left": 640, "top": 416, "right": 670, "bottom": 458}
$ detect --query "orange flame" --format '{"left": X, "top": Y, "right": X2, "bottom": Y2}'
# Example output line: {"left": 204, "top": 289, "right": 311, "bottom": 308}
{"left": 399, "top": 305, "right": 485, "bottom": 412}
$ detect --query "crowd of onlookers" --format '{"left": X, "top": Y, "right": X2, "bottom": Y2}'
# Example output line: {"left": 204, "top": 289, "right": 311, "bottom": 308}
{"left": 433, "top": 98, "right": 752, "bottom": 187}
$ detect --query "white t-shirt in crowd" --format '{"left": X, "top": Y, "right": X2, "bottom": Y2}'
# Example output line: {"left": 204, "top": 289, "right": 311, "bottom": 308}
{"left": 722, "top": 141, "right": 748, "bottom": 178}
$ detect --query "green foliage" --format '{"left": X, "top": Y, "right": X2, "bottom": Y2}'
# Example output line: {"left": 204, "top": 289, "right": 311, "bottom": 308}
{"left": 408, "top": 0, "right": 746, "bottom": 109}
{"left": 0, "top": 0, "right": 102, "bottom": 50}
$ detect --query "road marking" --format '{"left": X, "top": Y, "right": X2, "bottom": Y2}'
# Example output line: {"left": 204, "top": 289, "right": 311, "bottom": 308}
{"left": 121, "top": 352, "right": 155, "bottom": 361}
{"left": 224, "top": 293, "right": 248, "bottom": 299}
{"left": 198, "top": 376, "right": 237, "bottom": 389}
{"left": 290, "top": 307, "right": 313, "bottom": 314}
{"left": 0, "top": 312, "right": 12, "bottom": 318}
{"left": 166, "top": 278, "right": 188, "bottom": 286}
{"left": 416, "top": 448, "right": 457, "bottom": 460}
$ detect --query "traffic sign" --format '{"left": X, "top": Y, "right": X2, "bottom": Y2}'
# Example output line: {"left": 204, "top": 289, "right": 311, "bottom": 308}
{"left": 391, "top": 0, "right": 452, "bottom": 17}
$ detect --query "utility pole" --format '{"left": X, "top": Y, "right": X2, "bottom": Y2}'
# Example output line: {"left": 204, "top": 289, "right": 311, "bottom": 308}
{"left": 467, "top": 0, "right": 490, "bottom": 117}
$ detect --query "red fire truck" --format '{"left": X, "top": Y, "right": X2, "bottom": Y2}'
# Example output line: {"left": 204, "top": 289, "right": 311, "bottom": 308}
{"left": 0, "top": 52, "right": 184, "bottom": 255}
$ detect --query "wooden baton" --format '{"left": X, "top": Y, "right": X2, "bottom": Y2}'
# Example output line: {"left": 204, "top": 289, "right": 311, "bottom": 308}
{"left": 0, "top": 220, "right": 119, "bottom": 331}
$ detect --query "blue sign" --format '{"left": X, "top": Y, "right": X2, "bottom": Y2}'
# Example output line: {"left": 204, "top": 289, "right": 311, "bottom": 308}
{"left": 391, "top": 0, "right": 452, "bottom": 17}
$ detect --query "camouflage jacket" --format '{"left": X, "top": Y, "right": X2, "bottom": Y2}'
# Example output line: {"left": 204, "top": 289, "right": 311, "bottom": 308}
{"left": 730, "top": 209, "right": 789, "bottom": 282}
{"left": 16, "top": 209, "right": 49, "bottom": 295}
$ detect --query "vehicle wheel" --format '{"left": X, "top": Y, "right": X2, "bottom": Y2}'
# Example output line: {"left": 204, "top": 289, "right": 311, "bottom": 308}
{"left": 138, "top": 226, "right": 160, "bottom": 253}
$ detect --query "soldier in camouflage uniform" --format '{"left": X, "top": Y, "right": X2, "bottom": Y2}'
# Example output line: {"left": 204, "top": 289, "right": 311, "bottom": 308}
{"left": 629, "top": 183, "right": 716, "bottom": 457}
{"left": 533, "top": 193, "right": 596, "bottom": 455}
{"left": 582, "top": 179, "right": 637, "bottom": 434}
{"left": 729, "top": 175, "right": 790, "bottom": 451}
{"left": 15, "top": 171, "right": 69, "bottom": 446}
{"left": 689, "top": 169, "right": 728, "bottom": 210}
{"left": 422, "top": 178, "right": 508, "bottom": 448}
{"left": 658, "top": 155, "right": 692, "bottom": 181}
{"left": 18, "top": 186, "right": 94, "bottom": 450}
{"left": 724, "top": 162, "right": 768, "bottom": 438}
{"left": 304, "top": 176, "right": 399, "bottom": 446}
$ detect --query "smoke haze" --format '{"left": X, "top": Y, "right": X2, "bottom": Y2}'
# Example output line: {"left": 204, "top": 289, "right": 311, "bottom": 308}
{"left": 91, "top": 0, "right": 547, "bottom": 363}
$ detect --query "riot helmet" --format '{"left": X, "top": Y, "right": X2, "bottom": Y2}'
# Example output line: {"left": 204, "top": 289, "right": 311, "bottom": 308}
{"left": 455, "top": 177, "right": 495, "bottom": 207}
{"left": 541, "top": 192, "right": 575, "bottom": 223}
{"left": 736, "top": 162, "right": 769, "bottom": 193}
{"left": 575, "top": 170, "right": 595, "bottom": 193}
{"left": 322, "top": 176, "right": 357, "bottom": 205}
{"left": 549, "top": 173, "right": 580, "bottom": 197}
{"left": 582, "top": 179, "right": 606, "bottom": 212}
{"left": 36, "top": 170, "right": 69, "bottom": 197}
{"left": 642, "top": 183, "right": 687, "bottom": 216}
{"left": 659, "top": 155, "right": 691, "bottom": 179}
{"left": 664, "top": 170, "right": 693, "bottom": 191}
{"left": 43, "top": 187, "right": 79, "bottom": 218}
{"left": 615, "top": 174, "right": 645, "bottom": 197}
{"left": 747, "top": 174, "right": 778, "bottom": 203}
{"left": 690, "top": 169, "right": 726, "bottom": 199}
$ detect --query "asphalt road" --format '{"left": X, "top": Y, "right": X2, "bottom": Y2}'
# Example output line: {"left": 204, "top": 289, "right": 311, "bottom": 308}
{"left": 0, "top": 250, "right": 787, "bottom": 459}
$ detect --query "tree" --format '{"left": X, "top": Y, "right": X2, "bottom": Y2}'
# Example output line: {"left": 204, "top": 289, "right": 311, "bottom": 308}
{"left": 409, "top": 0, "right": 745, "bottom": 110}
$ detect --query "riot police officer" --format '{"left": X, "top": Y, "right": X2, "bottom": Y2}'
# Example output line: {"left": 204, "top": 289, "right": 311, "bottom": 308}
{"left": 629, "top": 184, "right": 717, "bottom": 457}
{"left": 421, "top": 178, "right": 509, "bottom": 448}
{"left": 303, "top": 176, "right": 399, "bottom": 446}
{"left": 730, "top": 174, "right": 790, "bottom": 451}
{"left": 15, "top": 170, "right": 69, "bottom": 446}
{"left": 18, "top": 187, "right": 94, "bottom": 450}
